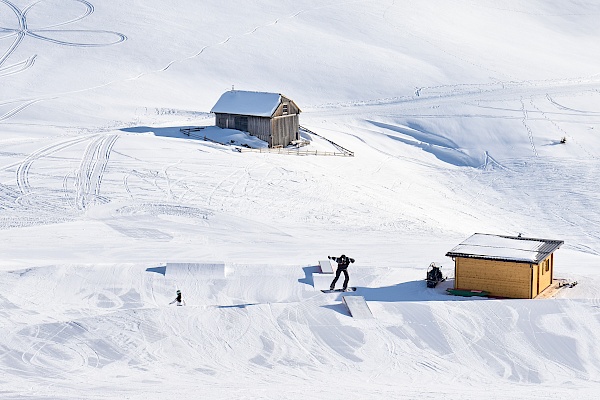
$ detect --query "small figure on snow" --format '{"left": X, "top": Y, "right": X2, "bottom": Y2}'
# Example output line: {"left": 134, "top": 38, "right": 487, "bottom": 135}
{"left": 328, "top": 254, "right": 355, "bottom": 291}
{"left": 169, "top": 289, "right": 186, "bottom": 306}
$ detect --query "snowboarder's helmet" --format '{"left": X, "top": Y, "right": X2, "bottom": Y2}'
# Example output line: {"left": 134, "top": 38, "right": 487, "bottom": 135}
{"left": 176, "top": 290, "right": 181, "bottom": 294}
{"left": 341, "top": 254, "right": 346, "bottom": 258}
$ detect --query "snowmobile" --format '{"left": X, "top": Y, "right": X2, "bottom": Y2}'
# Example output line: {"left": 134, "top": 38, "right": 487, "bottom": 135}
{"left": 426, "top": 262, "right": 445, "bottom": 288}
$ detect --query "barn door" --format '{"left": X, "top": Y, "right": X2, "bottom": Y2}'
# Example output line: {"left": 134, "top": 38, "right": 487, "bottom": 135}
{"left": 234, "top": 116, "right": 248, "bottom": 132}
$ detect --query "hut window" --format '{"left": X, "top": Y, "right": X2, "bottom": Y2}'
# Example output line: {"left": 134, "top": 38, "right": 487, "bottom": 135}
{"left": 282, "top": 104, "right": 289, "bottom": 115}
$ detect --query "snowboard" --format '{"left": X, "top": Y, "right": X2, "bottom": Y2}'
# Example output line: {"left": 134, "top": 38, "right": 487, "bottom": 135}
{"left": 321, "top": 287, "right": 356, "bottom": 293}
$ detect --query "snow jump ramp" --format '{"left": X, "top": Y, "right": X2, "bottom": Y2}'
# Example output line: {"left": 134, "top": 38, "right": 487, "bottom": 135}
{"left": 312, "top": 259, "right": 336, "bottom": 290}
{"left": 342, "top": 295, "right": 374, "bottom": 319}
{"left": 166, "top": 262, "right": 226, "bottom": 278}
{"left": 313, "top": 272, "right": 337, "bottom": 291}
{"left": 318, "top": 259, "right": 335, "bottom": 274}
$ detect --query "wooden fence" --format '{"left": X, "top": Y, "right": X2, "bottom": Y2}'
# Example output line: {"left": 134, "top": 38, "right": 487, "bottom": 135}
{"left": 179, "top": 126, "right": 354, "bottom": 157}
{"left": 180, "top": 127, "right": 224, "bottom": 145}
{"left": 236, "top": 147, "right": 350, "bottom": 156}
{"left": 299, "top": 125, "right": 354, "bottom": 157}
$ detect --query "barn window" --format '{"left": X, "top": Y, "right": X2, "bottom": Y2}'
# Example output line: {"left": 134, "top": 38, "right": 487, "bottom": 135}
{"left": 282, "top": 104, "right": 289, "bottom": 115}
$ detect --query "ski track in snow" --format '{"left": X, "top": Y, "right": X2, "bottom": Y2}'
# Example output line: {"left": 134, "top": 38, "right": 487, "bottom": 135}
{"left": 546, "top": 93, "right": 600, "bottom": 114}
{"left": 74, "top": 133, "right": 118, "bottom": 210}
{"left": 0, "top": 0, "right": 126, "bottom": 122}
{"left": 1, "top": 132, "right": 121, "bottom": 228}
{"left": 535, "top": 95, "right": 599, "bottom": 160}
{"left": 15, "top": 135, "right": 91, "bottom": 209}
{"left": 309, "top": 76, "right": 600, "bottom": 115}
{"left": 0, "top": 99, "right": 44, "bottom": 122}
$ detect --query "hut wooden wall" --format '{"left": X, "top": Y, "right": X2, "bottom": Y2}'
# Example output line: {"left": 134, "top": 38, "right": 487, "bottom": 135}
{"left": 215, "top": 114, "right": 273, "bottom": 144}
{"left": 248, "top": 116, "right": 272, "bottom": 144}
{"left": 536, "top": 255, "right": 553, "bottom": 296}
{"left": 455, "top": 257, "right": 535, "bottom": 298}
{"left": 272, "top": 97, "right": 301, "bottom": 117}
{"left": 271, "top": 115, "right": 299, "bottom": 148}
{"left": 215, "top": 113, "right": 230, "bottom": 129}
{"left": 531, "top": 263, "right": 539, "bottom": 298}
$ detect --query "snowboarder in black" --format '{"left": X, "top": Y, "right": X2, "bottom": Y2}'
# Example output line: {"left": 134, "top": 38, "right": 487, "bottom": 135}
{"left": 169, "top": 289, "right": 186, "bottom": 306}
{"left": 329, "top": 254, "right": 355, "bottom": 291}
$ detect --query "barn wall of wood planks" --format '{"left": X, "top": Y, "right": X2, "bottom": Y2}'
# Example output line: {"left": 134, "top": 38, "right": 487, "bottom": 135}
{"left": 454, "top": 255, "right": 555, "bottom": 299}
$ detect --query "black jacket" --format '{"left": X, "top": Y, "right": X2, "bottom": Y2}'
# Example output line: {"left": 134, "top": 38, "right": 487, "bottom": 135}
{"left": 328, "top": 255, "right": 355, "bottom": 270}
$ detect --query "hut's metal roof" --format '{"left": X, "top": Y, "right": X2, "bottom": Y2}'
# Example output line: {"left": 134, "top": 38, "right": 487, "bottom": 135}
{"left": 445, "top": 233, "right": 563, "bottom": 264}
{"left": 211, "top": 90, "right": 282, "bottom": 117}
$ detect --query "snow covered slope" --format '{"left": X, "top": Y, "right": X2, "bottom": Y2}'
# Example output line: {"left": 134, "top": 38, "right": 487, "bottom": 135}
{"left": 1, "top": 0, "right": 599, "bottom": 399}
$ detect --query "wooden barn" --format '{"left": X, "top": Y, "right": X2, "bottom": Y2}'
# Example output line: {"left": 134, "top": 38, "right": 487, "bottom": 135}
{"left": 211, "top": 90, "right": 301, "bottom": 148}
{"left": 445, "top": 233, "right": 564, "bottom": 299}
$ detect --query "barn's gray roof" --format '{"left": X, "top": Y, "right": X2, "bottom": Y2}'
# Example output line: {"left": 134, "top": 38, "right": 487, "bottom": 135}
{"left": 445, "top": 233, "right": 563, "bottom": 264}
{"left": 211, "top": 90, "right": 282, "bottom": 117}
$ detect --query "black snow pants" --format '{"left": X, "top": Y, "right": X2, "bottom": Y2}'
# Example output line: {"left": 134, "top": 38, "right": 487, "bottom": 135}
{"left": 330, "top": 267, "right": 349, "bottom": 290}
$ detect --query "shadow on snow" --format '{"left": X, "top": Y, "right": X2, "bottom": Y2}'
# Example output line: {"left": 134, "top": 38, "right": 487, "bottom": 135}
{"left": 121, "top": 126, "right": 201, "bottom": 140}
{"left": 298, "top": 266, "right": 321, "bottom": 286}
{"left": 146, "top": 266, "right": 166, "bottom": 276}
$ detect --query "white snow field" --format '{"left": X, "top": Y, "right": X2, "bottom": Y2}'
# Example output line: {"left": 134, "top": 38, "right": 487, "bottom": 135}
{"left": 1, "top": 0, "right": 600, "bottom": 398}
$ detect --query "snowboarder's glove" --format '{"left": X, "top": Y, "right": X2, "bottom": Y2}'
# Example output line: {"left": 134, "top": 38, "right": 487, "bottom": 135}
{"left": 328, "top": 256, "right": 332, "bottom": 260}
{"left": 349, "top": 258, "right": 355, "bottom": 263}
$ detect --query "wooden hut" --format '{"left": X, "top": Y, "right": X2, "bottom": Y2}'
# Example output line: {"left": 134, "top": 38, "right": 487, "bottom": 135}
{"left": 211, "top": 90, "right": 301, "bottom": 148}
{"left": 445, "top": 233, "right": 563, "bottom": 299}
